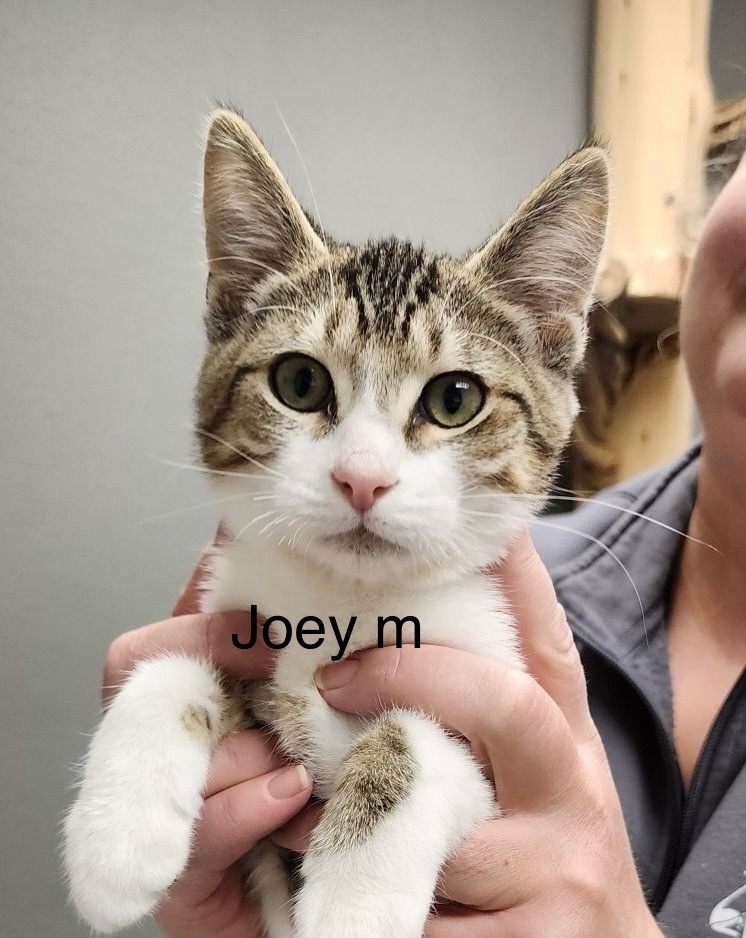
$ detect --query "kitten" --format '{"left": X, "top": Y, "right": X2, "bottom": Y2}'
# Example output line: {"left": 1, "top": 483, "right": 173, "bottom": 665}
{"left": 63, "top": 109, "right": 609, "bottom": 938}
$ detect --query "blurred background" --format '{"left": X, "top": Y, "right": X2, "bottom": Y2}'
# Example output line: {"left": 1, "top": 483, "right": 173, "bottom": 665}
{"left": 0, "top": 2, "right": 744, "bottom": 935}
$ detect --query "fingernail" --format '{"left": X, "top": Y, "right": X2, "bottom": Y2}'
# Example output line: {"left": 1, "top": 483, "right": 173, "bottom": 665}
{"left": 267, "top": 764, "right": 311, "bottom": 800}
{"left": 315, "top": 658, "right": 360, "bottom": 691}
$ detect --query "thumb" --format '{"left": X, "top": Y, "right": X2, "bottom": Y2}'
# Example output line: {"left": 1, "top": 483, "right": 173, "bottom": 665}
{"left": 490, "top": 531, "right": 595, "bottom": 742}
{"left": 195, "top": 764, "right": 313, "bottom": 872}
{"left": 172, "top": 526, "right": 228, "bottom": 616}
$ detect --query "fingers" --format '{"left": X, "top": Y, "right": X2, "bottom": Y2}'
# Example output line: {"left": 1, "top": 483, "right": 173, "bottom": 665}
{"left": 102, "top": 610, "right": 273, "bottom": 701}
{"left": 195, "top": 764, "right": 313, "bottom": 872}
{"left": 425, "top": 909, "right": 506, "bottom": 937}
{"left": 317, "top": 645, "right": 579, "bottom": 807}
{"left": 270, "top": 800, "right": 324, "bottom": 851}
{"left": 172, "top": 525, "right": 228, "bottom": 616}
{"left": 172, "top": 543, "right": 216, "bottom": 616}
{"left": 490, "top": 531, "right": 597, "bottom": 743}
{"left": 203, "top": 731, "right": 286, "bottom": 798}
{"left": 156, "top": 872, "right": 266, "bottom": 938}
{"left": 157, "top": 760, "right": 313, "bottom": 936}
{"left": 436, "top": 817, "right": 541, "bottom": 909}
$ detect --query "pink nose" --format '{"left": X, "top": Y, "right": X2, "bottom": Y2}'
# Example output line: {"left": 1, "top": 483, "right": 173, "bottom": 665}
{"left": 332, "top": 453, "right": 398, "bottom": 513}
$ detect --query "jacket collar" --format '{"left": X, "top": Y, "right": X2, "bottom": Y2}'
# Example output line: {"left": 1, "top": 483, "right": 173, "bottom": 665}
{"left": 547, "top": 445, "right": 701, "bottom": 730}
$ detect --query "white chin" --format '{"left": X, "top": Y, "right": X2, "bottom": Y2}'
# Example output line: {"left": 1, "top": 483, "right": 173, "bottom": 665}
{"left": 309, "top": 536, "right": 416, "bottom": 583}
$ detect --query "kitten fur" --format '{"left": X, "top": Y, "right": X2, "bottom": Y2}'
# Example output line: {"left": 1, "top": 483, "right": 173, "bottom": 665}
{"left": 63, "top": 109, "right": 609, "bottom": 937}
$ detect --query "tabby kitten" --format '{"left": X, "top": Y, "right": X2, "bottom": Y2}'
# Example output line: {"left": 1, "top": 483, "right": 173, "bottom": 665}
{"left": 63, "top": 109, "right": 609, "bottom": 938}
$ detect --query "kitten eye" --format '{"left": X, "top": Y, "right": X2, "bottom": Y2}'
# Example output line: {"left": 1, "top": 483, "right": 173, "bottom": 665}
{"left": 420, "top": 372, "right": 485, "bottom": 428}
{"left": 270, "top": 354, "right": 333, "bottom": 412}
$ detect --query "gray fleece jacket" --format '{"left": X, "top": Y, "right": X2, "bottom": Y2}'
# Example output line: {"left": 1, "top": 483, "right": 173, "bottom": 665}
{"left": 532, "top": 446, "right": 746, "bottom": 938}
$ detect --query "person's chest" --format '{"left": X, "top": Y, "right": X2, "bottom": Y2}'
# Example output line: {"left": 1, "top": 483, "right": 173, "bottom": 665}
{"left": 581, "top": 642, "right": 746, "bottom": 935}
{"left": 668, "top": 622, "right": 744, "bottom": 789}
{"left": 666, "top": 602, "right": 746, "bottom": 789}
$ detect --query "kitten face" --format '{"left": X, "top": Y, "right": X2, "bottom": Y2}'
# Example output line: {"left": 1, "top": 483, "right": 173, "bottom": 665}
{"left": 196, "top": 110, "right": 609, "bottom": 583}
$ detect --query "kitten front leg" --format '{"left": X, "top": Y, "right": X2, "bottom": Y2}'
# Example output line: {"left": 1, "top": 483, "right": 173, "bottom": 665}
{"left": 63, "top": 655, "right": 242, "bottom": 933}
{"left": 294, "top": 709, "right": 495, "bottom": 938}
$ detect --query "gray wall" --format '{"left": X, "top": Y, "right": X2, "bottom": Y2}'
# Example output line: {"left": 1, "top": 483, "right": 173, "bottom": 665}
{"left": 0, "top": 2, "right": 592, "bottom": 935}
{"left": 710, "top": 0, "right": 746, "bottom": 99}
{"left": 2, "top": 2, "right": 744, "bottom": 936}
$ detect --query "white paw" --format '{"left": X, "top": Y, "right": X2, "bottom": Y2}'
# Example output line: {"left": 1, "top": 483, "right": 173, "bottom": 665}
{"left": 63, "top": 655, "right": 224, "bottom": 933}
{"left": 292, "top": 712, "right": 494, "bottom": 938}
{"left": 294, "top": 885, "right": 428, "bottom": 938}
{"left": 295, "top": 850, "right": 430, "bottom": 938}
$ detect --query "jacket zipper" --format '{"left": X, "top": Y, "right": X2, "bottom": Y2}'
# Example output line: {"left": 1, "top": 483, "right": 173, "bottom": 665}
{"left": 666, "top": 667, "right": 746, "bottom": 888}
{"left": 578, "top": 632, "right": 746, "bottom": 913}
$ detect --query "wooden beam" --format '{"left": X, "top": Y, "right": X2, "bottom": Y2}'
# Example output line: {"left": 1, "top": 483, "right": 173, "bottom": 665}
{"left": 569, "top": 0, "right": 714, "bottom": 493}
{"left": 593, "top": 0, "right": 713, "bottom": 299}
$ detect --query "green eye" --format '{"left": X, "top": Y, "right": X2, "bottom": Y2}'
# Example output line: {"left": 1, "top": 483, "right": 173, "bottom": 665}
{"left": 270, "top": 354, "right": 333, "bottom": 412}
{"left": 421, "top": 372, "right": 485, "bottom": 428}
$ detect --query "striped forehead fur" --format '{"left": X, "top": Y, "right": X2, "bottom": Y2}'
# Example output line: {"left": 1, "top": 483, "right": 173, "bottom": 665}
{"left": 199, "top": 238, "right": 576, "bottom": 484}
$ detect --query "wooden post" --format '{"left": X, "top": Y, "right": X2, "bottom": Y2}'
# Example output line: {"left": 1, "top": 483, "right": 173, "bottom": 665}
{"left": 569, "top": 0, "right": 714, "bottom": 493}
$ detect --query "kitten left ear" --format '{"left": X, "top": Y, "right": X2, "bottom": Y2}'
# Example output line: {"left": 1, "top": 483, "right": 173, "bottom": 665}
{"left": 466, "top": 147, "right": 609, "bottom": 370}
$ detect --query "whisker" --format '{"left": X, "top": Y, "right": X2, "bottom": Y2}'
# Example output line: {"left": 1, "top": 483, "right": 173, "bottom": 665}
{"left": 259, "top": 514, "right": 288, "bottom": 536}
{"left": 530, "top": 516, "right": 649, "bottom": 646}
{"left": 207, "top": 303, "right": 306, "bottom": 336}
{"left": 464, "top": 507, "right": 648, "bottom": 645}
{"left": 275, "top": 102, "right": 337, "bottom": 312}
{"left": 492, "top": 274, "right": 587, "bottom": 291}
{"left": 250, "top": 304, "right": 304, "bottom": 316}
{"left": 277, "top": 514, "right": 305, "bottom": 549}
{"left": 136, "top": 490, "right": 277, "bottom": 524}
{"left": 290, "top": 520, "right": 309, "bottom": 551}
{"left": 460, "top": 330, "right": 527, "bottom": 371}
{"left": 548, "top": 482, "right": 596, "bottom": 498}
{"left": 205, "top": 255, "right": 305, "bottom": 296}
{"left": 444, "top": 286, "right": 536, "bottom": 371}
{"left": 232, "top": 509, "right": 281, "bottom": 543}
{"left": 151, "top": 455, "right": 266, "bottom": 482}
{"left": 303, "top": 533, "right": 316, "bottom": 558}
{"left": 191, "top": 426, "right": 290, "bottom": 482}
{"left": 436, "top": 275, "right": 463, "bottom": 320}
{"left": 446, "top": 282, "right": 499, "bottom": 319}
{"left": 461, "top": 492, "right": 720, "bottom": 553}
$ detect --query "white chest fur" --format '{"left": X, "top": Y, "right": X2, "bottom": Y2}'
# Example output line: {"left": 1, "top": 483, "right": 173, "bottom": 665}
{"left": 203, "top": 538, "right": 522, "bottom": 799}
{"left": 205, "top": 538, "right": 522, "bottom": 678}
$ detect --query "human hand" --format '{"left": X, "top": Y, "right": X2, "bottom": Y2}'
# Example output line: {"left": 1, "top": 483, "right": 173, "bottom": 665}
{"left": 101, "top": 553, "right": 313, "bottom": 938}
{"left": 299, "top": 532, "right": 663, "bottom": 938}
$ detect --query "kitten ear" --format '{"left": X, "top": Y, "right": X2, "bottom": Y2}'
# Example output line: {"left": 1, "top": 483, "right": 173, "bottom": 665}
{"left": 466, "top": 147, "right": 609, "bottom": 370}
{"left": 203, "top": 108, "right": 327, "bottom": 298}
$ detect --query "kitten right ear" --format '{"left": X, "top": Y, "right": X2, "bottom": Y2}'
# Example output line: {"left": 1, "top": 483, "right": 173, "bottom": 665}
{"left": 202, "top": 109, "right": 326, "bottom": 316}
{"left": 465, "top": 147, "right": 609, "bottom": 371}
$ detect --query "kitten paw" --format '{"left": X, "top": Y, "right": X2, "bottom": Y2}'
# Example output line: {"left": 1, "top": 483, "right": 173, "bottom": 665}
{"left": 63, "top": 655, "right": 224, "bottom": 933}
{"left": 295, "top": 853, "right": 429, "bottom": 938}
{"left": 294, "top": 895, "right": 427, "bottom": 938}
